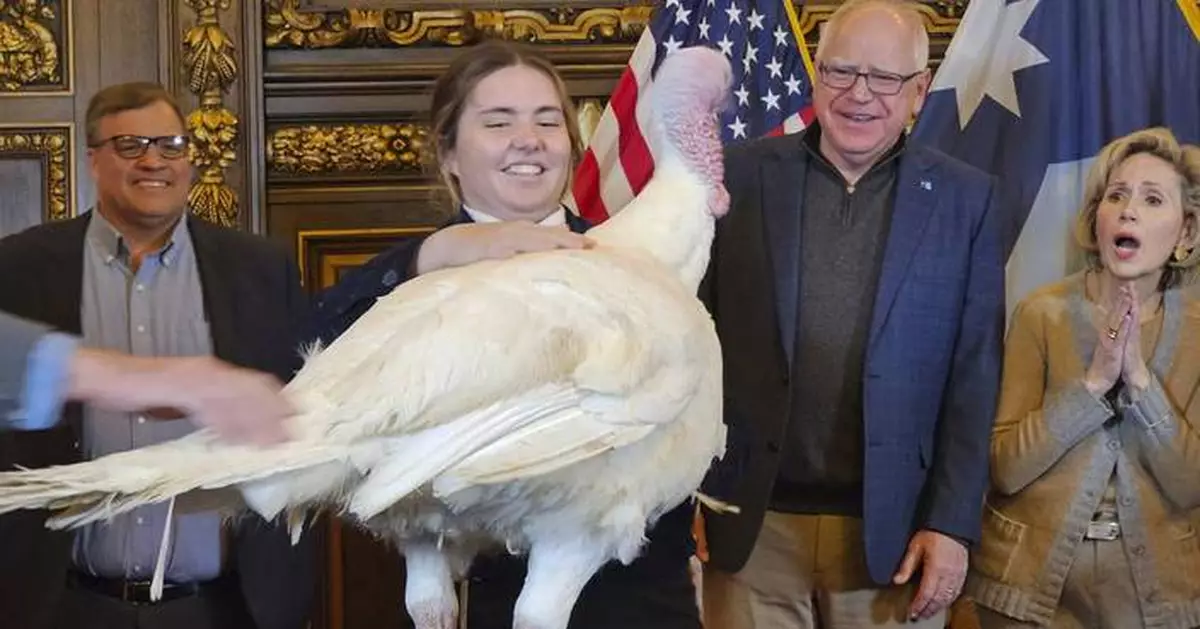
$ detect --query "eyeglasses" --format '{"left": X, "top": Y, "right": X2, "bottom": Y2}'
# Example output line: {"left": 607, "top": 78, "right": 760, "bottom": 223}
{"left": 89, "top": 135, "right": 190, "bottom": 160}
{"left": 817, "top": 63, "right": 924, "bottom": 96}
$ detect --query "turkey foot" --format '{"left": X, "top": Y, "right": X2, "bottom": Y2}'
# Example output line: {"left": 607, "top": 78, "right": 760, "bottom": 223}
{"left": 405, "top": 541, "right": 458, "bottom": 629}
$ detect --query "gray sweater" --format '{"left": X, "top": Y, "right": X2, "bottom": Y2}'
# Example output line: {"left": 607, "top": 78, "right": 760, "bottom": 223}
{"left": 770, "top": 129, "right": 901, "bottom": 515}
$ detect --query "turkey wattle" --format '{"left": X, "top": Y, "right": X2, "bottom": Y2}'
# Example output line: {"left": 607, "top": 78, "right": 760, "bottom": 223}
{"left": 0, "top": 46, "right": 734, "bottom": 629}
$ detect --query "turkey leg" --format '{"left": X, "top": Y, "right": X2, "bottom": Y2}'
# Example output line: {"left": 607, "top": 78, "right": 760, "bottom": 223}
{"left": 512, "top": 535, "right": 610, "bottom": 629}
{"left": 404, "top": 541, "right": 458, "bottom": 629}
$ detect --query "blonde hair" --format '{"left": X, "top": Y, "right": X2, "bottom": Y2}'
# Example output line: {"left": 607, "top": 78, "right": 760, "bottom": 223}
{"left": 429, "top": 40, "right": 583, "bottom": 209}
{"left": 815, "top": 0, "right": 929, "bottom": 71}
{"left": 1074, "top": 127, "right": 1200, "bottom": 289}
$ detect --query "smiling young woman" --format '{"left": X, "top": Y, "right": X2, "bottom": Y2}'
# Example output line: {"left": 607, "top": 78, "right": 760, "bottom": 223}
{"left": 967, "top": 127, "right": 1200, "bottom": 629}
{"left": 306, "top": 40, "right": 705, "bottom": 629}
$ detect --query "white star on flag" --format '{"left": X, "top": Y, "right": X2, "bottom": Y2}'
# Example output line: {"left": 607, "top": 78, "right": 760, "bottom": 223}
{"left": 761, "top": 89, "right": 780, "bottom": 111}
{"left": 784, "top": 74, "right": 803, "bottom": 95}
{"left": 766, "top": 57, "right": 783, "bottom": 78}
{"left": 728, "top": 116, "right": 747, "bottom": 139}
{"left": 747, "top": 9, "right": 765, "bottom": 31}
{"left": 930, "top": 0, "right": 1049, "bottom": 128}
{"left": 773, "top": 25, "right": 789, "bottom": 47}
{"left": 717, "top": 35, "right": 734, "bottom": 57}
{"left": 663, "top": 35, "right": 682, "bottom": 55}
{"left": 734, "top": 84, "right": 750, "bottom": 106}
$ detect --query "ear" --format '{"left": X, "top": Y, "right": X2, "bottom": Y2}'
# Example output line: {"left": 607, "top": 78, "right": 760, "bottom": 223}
{"left": 442, "top": 146, "right": 460, "bottom": 181}
{"left": 87, "top": 147, "right": 100, "bottom": 182}
{"left": 1181, "top": 212, "right": 1200, "bottom": 250}
{"left": 909, "top": 68, "right": 932, "bottom": 118}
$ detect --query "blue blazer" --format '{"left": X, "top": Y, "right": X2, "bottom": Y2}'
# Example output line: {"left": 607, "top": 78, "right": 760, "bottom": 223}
{"left": 699, "top": 130, "right": 1005, "bottom": 584}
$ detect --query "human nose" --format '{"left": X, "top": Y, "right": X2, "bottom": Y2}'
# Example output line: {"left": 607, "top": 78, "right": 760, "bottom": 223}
{"left": 510, "top": 121, "right": 543, "bottom": 151}
{"left": 135, "top": 148, "right": 170, "bottom": 169}
{"left": 1117, "top": 198, "right": 1138, "bottom": 222}
{"left": 847, "top": 74, "right": 874, "bottom": 102}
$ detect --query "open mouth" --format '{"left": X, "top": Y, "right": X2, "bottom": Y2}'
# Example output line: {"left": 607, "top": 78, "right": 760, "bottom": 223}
{"left": 1113, "top": 233, "right": 1141, "bottom": 261}
{"left": 840, "top": 112, "right": 878, "bottom": 124}
{"left": 133, "top": 179, "right": 172, "bottom": 189}
{"left": 503, "top": 163, "right": 546, "bottom": 177}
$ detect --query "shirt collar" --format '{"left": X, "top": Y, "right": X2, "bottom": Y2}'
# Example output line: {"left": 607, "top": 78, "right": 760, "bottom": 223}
{"left": 86, "top": 208, "right": 190, "bottom": 268}
{"left": 801, "top": 120, "right": 907, "bottom": 178}
{"left": 461, "top": 205, "right": 568, "bottom": 227}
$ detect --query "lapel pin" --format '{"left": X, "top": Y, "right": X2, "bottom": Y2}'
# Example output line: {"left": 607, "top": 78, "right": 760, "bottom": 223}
{"left": 919, "top": 179, "right": 933, "bottom": 191}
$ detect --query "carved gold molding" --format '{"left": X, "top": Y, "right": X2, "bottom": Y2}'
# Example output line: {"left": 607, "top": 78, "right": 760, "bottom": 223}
{"left": 183, "top": 0, "right": 239, "bottom": 226}
{"left": 798, "top": 1, "right": 963, "bottom": 39}
{"left": 264, "top": 0, "right": 652, "bottom": 49}
{"left": 0, "top": 123, "right": 74, "bottom": 221}
{"left": 267, "top": 95, "right": 601, "bottom": 177}
{"left": 0, "top": 0, "right": 72, "bottom": 95}
{"left": 267, "top": 122, "right": 429, "bottom": 176}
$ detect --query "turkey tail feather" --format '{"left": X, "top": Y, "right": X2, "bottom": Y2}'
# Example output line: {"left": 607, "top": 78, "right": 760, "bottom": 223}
{"left": 0, "top": 435, "right": 350, "bottom": 528}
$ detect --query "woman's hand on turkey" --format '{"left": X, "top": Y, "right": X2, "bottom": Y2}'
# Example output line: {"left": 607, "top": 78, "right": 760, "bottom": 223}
{"left": 1084, "top": 287, "right": 1134, "bottom": 396}
{"left": 416, "top": 222, "right": 595, "bottom": 275}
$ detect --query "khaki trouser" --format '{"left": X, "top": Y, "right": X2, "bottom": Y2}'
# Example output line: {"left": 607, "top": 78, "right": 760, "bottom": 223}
{"left": 703, "top": 512, "right": 947, "bottom": 629}
{"left": 975, "top": 538, "right": 1145, "bottom": 629}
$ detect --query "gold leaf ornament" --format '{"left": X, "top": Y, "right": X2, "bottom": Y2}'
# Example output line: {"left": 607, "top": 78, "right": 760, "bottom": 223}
{"left": 0, "top": 0, "right": 61, "bottom": 91}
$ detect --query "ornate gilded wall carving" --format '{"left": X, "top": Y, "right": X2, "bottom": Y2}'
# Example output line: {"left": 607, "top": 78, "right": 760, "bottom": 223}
{"left": 799, "top": 1, "right": 964, "bottom": 49}
{"left": 264, "top": 0, "right": 653, "bottom": 49}
{"left": 0, "top": 0, "right": 71, "bottom": 94}
{"left": 265, "top": 96, "right": 610, "bottom": 178}
{"left": 0, "top": 124, "right": 73, "bottom": 220}
{"left": 267, "top": 122, "right": 428, "bottom": 176}
{"left": 183, "top": 0, "right": 239, "bottom": 226}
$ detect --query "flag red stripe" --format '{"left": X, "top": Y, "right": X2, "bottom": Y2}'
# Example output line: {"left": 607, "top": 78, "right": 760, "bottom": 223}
{"left": 573, "top": 149, "right": 609, "bottom": 223}
{"left": 610, "top": 69, "right": 655, "bottom": 197}
{"left": 800, "top": 105, "right": 816, "bottom": 126}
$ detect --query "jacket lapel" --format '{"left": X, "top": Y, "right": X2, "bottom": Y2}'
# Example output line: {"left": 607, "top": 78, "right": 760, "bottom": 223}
{"left": 188, "top": 217, "right": 242, "bottom": 365}
{"left": 867, "top": 145, "right": 940, "bottom": 351}
{"left": 763, "top": 146, "right": 808, "bottom": 370}
{"left": 565, "top": 210, "right": 591, "bottom": 234}
{"left": 48, "top": 214, "right": 90, "bottom": 335}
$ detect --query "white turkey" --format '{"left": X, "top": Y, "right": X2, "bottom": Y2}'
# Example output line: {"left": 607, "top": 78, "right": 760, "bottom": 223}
{"left": 0, "top": 46, "right": 734, "bottom": 629}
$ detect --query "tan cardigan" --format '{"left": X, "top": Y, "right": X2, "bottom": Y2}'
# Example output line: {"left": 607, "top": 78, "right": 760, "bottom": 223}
{"left": 967, "top": 272, "right": 1200, "bottom": 629}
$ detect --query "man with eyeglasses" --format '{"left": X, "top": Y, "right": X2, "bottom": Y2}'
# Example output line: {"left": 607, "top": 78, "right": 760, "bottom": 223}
{"left": 698, "top": 1, "right": 1004, "bottom": 628}
{"left": 0, "top": 82, "right": 315, "bottom": 629}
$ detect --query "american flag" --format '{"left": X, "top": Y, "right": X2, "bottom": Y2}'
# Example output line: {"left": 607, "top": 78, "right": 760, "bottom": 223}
{"left": 911, "top": 0, "right": 1200, "bottom": 318}
{"left": 570, "top": 0, "right": 817, "bottom": 224}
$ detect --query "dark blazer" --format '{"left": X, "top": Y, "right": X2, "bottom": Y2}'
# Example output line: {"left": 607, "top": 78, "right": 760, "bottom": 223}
{"left": 312, "top": 208, "right": 702, "bottom": 629}
{"left": 699, "top": 130, "right": 1005, "bottom": 584}
{"left": 0, "top": 212, "right": 317, "bottom": 629}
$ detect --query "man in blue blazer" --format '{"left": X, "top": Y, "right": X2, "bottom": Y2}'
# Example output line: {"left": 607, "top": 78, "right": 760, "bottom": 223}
{"left": 699, "top": 2, "right": 1004, "bottom": 628}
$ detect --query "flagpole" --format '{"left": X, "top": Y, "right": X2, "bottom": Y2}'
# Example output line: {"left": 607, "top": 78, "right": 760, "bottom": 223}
{"left": 1176, "top": 0, "right": 1200, "bottom": 41}
{"left": 783, "top": 0, "right": 818, "bottom": 85}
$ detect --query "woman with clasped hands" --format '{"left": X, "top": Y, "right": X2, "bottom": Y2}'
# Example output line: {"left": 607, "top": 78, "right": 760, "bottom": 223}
{"left": 967, "top": 127, "right": 1200, "bottom": 629}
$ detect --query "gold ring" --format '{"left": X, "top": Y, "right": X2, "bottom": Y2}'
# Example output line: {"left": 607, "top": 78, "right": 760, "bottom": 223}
{"left": 1107, "top": 327, "right": 1120, "bottom": 340}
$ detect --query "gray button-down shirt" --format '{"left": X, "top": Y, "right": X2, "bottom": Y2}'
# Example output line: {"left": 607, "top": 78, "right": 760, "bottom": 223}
{"left": 71, "top": 210, "right": 223, "bottom": 582}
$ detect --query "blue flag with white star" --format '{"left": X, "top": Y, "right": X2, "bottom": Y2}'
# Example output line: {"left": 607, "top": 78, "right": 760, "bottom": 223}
{"left": 912, "top": 0, "right": 1200, "bottom": 314}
